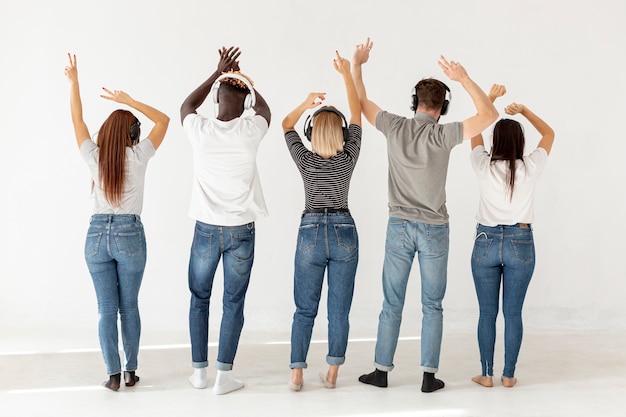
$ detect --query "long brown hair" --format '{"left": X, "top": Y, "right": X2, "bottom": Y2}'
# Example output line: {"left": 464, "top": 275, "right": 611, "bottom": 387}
{"left": 491, "top": 118, "right": 525, "bottom": 200}
{"left": 95, "top": 109, "right": 137, "bottom": 206}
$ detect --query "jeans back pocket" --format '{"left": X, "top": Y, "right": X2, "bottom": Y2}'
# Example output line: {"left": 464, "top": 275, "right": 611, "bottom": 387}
{"left": 85, "top": 232, "right": 102, "bottom": 259}
{"left": 298, "top": 224, "right": 319, "bottom": 252}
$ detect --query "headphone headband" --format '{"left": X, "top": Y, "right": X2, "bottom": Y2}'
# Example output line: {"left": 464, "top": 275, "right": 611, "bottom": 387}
{"left": 303, "top": 106, "right": 349, "bottom": 142}
{"left": 211, "top": 73, "right": 256, "bottom": 110}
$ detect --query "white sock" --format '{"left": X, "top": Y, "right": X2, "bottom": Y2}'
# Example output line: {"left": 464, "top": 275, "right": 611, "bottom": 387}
{"left": 212, "top": 370, "right": 244, "bottom": 395}
{"left": 189, "top": 368, "right": 208, "bottom": 389}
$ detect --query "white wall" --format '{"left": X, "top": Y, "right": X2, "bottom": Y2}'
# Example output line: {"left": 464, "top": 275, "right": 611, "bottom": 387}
{"left": 1, "top": 0, "right": 624, "bottom": 350}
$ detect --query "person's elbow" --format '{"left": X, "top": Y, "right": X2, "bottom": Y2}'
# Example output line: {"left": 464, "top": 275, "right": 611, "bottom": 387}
{"left": 486, "top": 105, "right": 499, "bottom": 124}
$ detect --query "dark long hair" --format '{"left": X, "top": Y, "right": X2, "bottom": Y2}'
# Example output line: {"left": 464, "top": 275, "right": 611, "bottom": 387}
{"left": 95, "top": 109, "right": 137, "bottom": 207}
{"left": 491, "top": 118, "right": 525, "bottom": 200}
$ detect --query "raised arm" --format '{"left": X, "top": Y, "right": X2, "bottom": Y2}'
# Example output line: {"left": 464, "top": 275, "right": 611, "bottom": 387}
{"left": 282, "top": 92, "right": 325, "bottom": 133}
{"left": 471, "top": 84, "right": 506, "bottom": 150}
{"left": 252, "top": 88, "right": 271, "bottom": 126}
{"left": 438, "top": 56, "right": 498, "bottom": 140}
{"left": 352, "top": 37, "right": 381, "bottom": 127}
{"left": 100, "top": 88, "right": 170, "bottom": 151}
{"left": 64, "top": 53, "right": 91, "bottom": 148}
{"left": 333, "top": 51, "right": 361, "bottom": 126}
{"left": 180, "top": 46, "right": 241, "bottom": 124}
{"left": 505, "top": 103, "right": 555, "bottom": 155}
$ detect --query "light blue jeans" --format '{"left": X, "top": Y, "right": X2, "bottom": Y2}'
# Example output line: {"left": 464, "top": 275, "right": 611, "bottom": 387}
{"left": 84, "top": 214, "right": 147, "bottom": 375}
{"left": 471, "top": 223, "right": 535, "bottom": 378}
{"left": 290, "top": 212, "right": 359, "bottom": 369}
{"left": 374, "top": 218, "right": 449, "bottom": 373}
{"left": 188, "top": 221, "right": 255, "bottom": 371}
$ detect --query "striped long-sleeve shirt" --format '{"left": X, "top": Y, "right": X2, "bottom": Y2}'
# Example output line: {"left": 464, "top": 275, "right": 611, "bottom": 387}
{"left": 285, "top": 124, "right": 362, "bottom": 210}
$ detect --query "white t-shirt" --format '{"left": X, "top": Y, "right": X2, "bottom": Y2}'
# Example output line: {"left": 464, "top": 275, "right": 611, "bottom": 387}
{"left": 470, "top": 145, "right": 548, "bottom": 226}
{"left": 183, "top": 112, "right": 269, "bottom": 226}
{"left": 80, "top": 139, "right": 156, "bottom": 215}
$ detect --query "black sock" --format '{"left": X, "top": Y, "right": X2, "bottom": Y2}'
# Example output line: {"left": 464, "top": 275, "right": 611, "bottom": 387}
{"left": 421, "top": 372, "right": 445, "bottom": 392}
{"left": 103, "top": 373, "right": 121, "bottom": 391}
{"left": 359, "top": 369, "right": 388, "bottom": 388}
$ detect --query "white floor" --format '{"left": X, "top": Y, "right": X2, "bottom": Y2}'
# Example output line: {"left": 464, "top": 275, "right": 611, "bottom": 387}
{"left": 1, "top": 331, "right": 625, "bottom": 417}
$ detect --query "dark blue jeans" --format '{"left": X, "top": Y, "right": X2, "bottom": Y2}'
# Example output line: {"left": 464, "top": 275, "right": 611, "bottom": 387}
{"left": 188, "top": 221, "right": 255, "bottom": 371}
{"left": 471, "top": 223, "right": 535, "bottom": 378}
{"left": 85, "top": 214, "right": 146, "bottom": 375}
{"left": 290, "top": 212, "right": 359, "bottom": 369}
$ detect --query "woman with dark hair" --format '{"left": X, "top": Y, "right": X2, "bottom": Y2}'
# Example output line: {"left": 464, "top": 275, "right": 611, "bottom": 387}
{"left": 282, "top": 51, "right": 361, "bottom": 391}
{"left": 64, "top": 53, "right": 169, "bottom": 391}
{"left": 469, "top": 84, "right": 554, "bottom": 388}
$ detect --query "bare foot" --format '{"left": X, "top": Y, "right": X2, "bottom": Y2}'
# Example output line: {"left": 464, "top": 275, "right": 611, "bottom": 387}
{"left": 471, "top": 375, "right": 493, "bottom": 387}
{"left": 501, "top": 376, "right": 517, "bottom": 388}
{"left": 289, "top": 368, "right": 303, "bottom": 391}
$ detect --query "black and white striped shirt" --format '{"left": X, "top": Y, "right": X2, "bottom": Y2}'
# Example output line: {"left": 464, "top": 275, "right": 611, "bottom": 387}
{"left": 285, "top": 124, "right": 362, "bottom": 210}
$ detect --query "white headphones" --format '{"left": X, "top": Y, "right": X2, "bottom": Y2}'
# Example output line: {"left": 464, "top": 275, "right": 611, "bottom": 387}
{"left": 211, "top": 73, "right": 256, "bottom": 110}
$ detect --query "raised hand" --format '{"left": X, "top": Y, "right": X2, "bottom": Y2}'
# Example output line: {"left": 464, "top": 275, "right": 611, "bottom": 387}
{"left": 302, "top": 92, "right": 326, "bottom": 110}
{"left": 216, "top": 46, "right": 241, "bottom": 73}
{"left": 504, "top": 102, "right": 525, "bottom": 115}
{"left": 438, "top": 55, "right": 469, "bottom": 82}
{"left": 64, "top": 53, "right": 79, "bottom": 84}
{"left": 488, "top": 84, "right": 506, "bottom": 102}
{"left": 100, "top": 88, "right": 134, "bottom": 105}
{"left": 353, "top": 37, "right": 373, "bottom": 65}
{"left": 333, "top": 51, "right": 350, "bottom": 75}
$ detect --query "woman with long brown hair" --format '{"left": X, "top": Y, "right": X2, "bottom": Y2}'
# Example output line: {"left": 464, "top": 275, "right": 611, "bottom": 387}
{"left": 64, "top": 53, "right": 169, "bottom": 391}
{"left": 469, "top": 84, "right": 554, "bottom": 388}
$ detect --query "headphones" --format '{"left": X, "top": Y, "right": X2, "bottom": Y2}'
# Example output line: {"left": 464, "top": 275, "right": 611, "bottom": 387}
{"left": 410, "top": 80, "right": 452, "bottom": 115}
{"left": 130, "top": 119, "right": 141, "bottom": 145}
{"left": 303, "top": 107, "right": 349, "bottom": 142}
{"left": 211, "top": 73, "right": 256, "bottom": 110}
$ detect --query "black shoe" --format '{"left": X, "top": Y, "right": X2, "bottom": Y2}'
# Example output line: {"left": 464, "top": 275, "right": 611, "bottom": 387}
{"left": 358, "top": 369, "right": 388, "bottom": 388}
{"left": 124, "top": 371, "right": 140, "bottom": 387}
{"left": 421, "top": 372, "right": 444, "bottom": 392}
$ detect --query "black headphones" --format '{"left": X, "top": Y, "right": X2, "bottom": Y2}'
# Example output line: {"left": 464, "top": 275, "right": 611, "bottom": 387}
{"left": 410, "top": 80, "right": 452, "bottom": 115}
{"left": 303, "top": 107, "right": 349, "bottom": 142}
{"left": 130, "top": 119, "right": 141, "bottom": 145}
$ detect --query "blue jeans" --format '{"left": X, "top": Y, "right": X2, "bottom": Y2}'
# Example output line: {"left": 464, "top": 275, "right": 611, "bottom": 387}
{"left": 471, "top": 223, "right": 535, "bottom": 378}
{"left": 188, "top": 221, "right": 255, "bottom": 371}
{"left": 290, "top": 212, "right": 359, "bottom": 369}
{"left": 84, "top": 214, "right": 147, "bottom": 375}
{"left": 374, "top": 218, "right": 449, "bottom": 373}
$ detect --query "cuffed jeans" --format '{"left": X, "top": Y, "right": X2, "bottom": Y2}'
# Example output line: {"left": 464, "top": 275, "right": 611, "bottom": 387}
{"left": 85, "top": 214, "right": 146, "bottom": 376}
{"left": 471, "top": 223, "right": 535, "bottom": 378}
{"left": 188, "top": 221, "right": 255, "bottom": 371}
{"left": 374, "top": 218, "right": 449, "bottom": 373}
{"left": 290, "top": 212, "right": 358, "bottom": 369}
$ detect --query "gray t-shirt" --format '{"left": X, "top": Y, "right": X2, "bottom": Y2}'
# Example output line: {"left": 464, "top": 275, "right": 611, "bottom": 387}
{"left": 80, "top": 139, "right": 155, "bottom": 215}
{"left": 376, "top": 111, "right": 463, "bottom": 224}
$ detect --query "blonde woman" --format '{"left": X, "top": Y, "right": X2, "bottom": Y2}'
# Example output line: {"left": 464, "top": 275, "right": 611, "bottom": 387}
{"left": 282, "top": 51, "right": 361, "bottom": 391}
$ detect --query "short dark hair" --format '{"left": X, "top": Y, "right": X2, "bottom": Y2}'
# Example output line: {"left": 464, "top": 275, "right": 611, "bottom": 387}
{"left": 414, "top": 78, "right": 446, "bottom": 111}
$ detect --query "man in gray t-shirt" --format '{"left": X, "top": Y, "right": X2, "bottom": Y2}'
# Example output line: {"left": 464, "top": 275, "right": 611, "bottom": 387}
{"left": 351, "top": 38, "right": 498, "bottom": 392}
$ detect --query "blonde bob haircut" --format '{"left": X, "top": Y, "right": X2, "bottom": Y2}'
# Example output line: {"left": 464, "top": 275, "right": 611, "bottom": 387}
{"left": 310, "top": 107, "right": 345, "bottom": 159}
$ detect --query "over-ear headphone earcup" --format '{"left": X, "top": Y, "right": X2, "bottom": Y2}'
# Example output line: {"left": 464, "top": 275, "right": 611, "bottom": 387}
{"left": 342, "top": 127, "right": 349, "bottom": 142}
{"left": 243, "top": 93, "right": 253, "bottom": 110}
{"left": 410, "top": 93, "right": 418, "bottom": 111}
{"left": 441, "top": 99, "right": 449, "bottom": 116}
{"left": 130, "top": 121, "right": 141, "bottom": 145}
